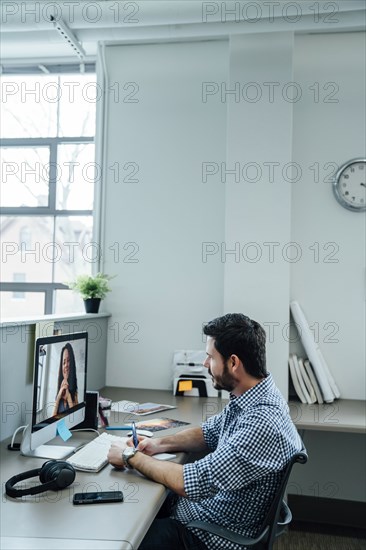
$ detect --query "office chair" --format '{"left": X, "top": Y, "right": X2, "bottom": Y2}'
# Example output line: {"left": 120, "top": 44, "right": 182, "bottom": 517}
{"left": 187, "top": 450, "right": 308, "bottom": 550}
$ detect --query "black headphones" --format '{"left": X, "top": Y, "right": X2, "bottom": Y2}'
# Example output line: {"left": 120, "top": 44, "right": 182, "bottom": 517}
{"left": 5, "top": 460, "right": 76, "bottom": 498}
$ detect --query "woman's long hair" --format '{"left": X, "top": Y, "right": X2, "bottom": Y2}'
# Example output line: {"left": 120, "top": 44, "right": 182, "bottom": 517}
{"left": 56, "top": 343, "right": 78, "bottom": 402}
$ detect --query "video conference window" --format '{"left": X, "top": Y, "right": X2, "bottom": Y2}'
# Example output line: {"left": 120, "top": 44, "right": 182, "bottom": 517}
{"left": 34, "top": 338, "right": 86, "bottom": 427}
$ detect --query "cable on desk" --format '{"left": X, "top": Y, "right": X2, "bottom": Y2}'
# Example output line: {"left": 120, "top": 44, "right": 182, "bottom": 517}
{"left": 8, "top": 425, "right": 27, "bottom": 451}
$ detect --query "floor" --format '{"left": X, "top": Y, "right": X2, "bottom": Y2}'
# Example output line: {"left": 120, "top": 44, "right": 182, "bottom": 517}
{"left": 274, "top": 523, "right": 366, "bottom": 550}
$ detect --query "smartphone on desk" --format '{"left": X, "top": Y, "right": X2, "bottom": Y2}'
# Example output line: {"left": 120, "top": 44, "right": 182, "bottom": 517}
{"left": 73, "top": 491, "right": 123, "bottom": 505}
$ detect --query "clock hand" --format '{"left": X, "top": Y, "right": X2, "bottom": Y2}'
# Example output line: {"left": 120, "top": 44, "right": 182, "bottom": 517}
{"left": 360, "top": 182, "right": 366, "bottom": 187}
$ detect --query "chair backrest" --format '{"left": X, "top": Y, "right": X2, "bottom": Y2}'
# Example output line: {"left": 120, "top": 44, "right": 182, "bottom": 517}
{"left": 258, "top": 449, "right": 308, "bottom": 549}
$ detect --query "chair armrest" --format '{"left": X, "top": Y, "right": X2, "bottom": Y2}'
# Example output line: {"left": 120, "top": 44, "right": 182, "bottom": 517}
{"left": 278, "top": 500, "right": 292, "bottom": 527}
{"left": 187, "top": 520, "right": 269, "bottom": 547}
{"left": 274, "top": 500, "right": 293, "bottom": 538}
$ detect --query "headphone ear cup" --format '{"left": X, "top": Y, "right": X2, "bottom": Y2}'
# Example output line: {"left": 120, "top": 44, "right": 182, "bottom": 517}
{"left": 40, "top": 460, "right": 75, "bottom": 489}
{"left": 55, "top": 463, "right": 75, "bottom": 489}
{"left": 39, "top": 460, "right": 59, "bottom": 483}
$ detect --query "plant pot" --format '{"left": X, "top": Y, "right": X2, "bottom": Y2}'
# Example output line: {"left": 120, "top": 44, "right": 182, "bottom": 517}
{"left": 84, "top": 298, "right": 101, "bottom": 314}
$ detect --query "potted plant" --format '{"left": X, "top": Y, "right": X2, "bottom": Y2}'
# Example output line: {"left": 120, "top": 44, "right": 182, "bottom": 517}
{"left": 67, "top": 273, "right": 114, "bottom": 313}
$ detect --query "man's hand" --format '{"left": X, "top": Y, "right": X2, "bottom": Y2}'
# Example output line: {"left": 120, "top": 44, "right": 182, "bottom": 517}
{"left": 107, "top": 441, "right": 128, "bottom": 469}
{"left": 126, "top": 436, "right": 164, "bottom": 456}
{"left": 107, "top": 436, "right": 152, "bottom": 468}
{"left": 108, "top": 435, "right": 187, "bottom": 496}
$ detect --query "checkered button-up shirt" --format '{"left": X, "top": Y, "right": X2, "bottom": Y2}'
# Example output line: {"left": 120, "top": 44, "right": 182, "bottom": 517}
{"left": 171, "top": 373, "right": 303, "bottom": 550}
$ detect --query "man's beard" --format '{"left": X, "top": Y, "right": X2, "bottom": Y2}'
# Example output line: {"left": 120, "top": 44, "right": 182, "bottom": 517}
{"left": 209, "top": 361, "right": 236, "bottom": 392}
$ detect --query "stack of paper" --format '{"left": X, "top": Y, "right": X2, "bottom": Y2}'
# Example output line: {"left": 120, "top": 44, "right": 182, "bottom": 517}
{"left": 289, "top": 301, "right": 340, "bottom": 404}
{"left": 289, "top": 354, "right": 323, "bottom": 404}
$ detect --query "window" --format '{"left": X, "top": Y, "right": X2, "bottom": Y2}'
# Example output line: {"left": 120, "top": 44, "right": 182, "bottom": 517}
{"left": 0, "top": 70, "right": 97, "bottom": 318}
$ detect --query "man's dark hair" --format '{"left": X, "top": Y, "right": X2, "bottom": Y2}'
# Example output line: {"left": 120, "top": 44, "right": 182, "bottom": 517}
{"left": 203, "top": 313, "right": 267, "bottom": 378}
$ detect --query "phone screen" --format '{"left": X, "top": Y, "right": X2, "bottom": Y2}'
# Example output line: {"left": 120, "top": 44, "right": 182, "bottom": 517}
{"left": 73, "top": 491, "right": 123, "bottom": 505}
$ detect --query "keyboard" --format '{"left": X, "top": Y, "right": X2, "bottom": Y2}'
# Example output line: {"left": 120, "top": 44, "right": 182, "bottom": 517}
{"left": 66, "top": 432, "right": 128, "bottom": 472}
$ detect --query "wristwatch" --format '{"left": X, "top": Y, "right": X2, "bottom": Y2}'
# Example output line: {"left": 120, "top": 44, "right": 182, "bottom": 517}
{"left": 122, "top": 447, "right": 138, "bottom": 469}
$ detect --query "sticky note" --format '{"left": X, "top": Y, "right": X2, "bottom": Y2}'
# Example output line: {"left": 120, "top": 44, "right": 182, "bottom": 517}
{"left": 57, "top": 419, "right": 72, "bottom": 442}
{"left": 178, "top": 380, "right": 193, "bottom": 392}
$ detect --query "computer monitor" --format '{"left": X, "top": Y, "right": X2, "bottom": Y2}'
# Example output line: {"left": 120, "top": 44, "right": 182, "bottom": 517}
{"left": 20, "top": 332, "right": 88, "bottom": 459}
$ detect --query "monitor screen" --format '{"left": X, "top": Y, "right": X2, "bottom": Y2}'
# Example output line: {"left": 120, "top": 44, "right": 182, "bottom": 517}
{"left": 21, "top": 332, "right": 88, "bottom": 459}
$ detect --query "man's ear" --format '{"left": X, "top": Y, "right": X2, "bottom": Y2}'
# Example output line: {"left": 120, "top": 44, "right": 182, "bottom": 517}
{"left": 230, "top": 354, "right": 241, "bottom": 371}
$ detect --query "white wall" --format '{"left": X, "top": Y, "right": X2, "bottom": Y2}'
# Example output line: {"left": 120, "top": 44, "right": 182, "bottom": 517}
{"left": 101, "top": 32, "right": 365, "bottom": 400}
{"left": 223, "top": 32, "right": 294, "bottom": 398}
{"left": 102, "top": 41, "right": 228, "bottom": 389}
{"left": 291, "top": 32, "right": 366, "bottom": 400}
{"left": 287, "top": 31, "right": 366, "bottom": 501}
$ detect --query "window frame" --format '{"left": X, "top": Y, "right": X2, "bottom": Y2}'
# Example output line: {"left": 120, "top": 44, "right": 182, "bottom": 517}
{"left": 0, "top": 73, "right": 96, "bottom": 316}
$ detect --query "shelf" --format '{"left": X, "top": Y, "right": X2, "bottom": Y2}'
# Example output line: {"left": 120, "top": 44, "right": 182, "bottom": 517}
{"left": 289, "top": 399, "right": 366, "bottom": 434}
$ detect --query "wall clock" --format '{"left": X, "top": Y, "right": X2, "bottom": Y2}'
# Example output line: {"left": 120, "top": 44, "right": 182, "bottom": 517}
{"left": 332, "top": 158, "right": 366, "bottom": 212}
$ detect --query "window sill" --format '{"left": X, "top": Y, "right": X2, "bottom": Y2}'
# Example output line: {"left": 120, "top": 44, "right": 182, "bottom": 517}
{"left": 0, "top": 311, "right": 111, "bottom": 328}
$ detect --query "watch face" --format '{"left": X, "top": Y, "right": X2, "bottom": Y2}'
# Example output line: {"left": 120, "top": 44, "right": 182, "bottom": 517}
{"left": 122, "top": 446, "right": 137, "bottom": 468}
{"left": 333, "top": 159, "right": 366, "bottom": 212}
{"left": 124, "top": 447, "right": 135, "bottom": 458}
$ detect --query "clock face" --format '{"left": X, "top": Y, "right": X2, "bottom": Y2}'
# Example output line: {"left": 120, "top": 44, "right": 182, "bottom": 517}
{"left": 333, "top": 159, "right": 366, "bottom": 212}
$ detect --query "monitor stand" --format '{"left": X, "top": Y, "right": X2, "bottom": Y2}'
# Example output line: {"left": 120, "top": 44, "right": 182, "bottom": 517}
{"left": 21, "top": 444, "right": 77, "bottom": 460}
{"left": 20, "top": 425, "right": 79, "bottom": 460}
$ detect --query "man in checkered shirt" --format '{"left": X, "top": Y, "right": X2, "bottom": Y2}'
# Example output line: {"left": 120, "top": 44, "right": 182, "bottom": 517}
{"left": 108, "top": 313, "right": 303, "bottom": 549}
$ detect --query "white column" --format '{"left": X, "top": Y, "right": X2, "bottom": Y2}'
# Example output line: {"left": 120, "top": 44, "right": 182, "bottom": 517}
{"left": 224, "top": 33, "right": 294, "bottom": 397}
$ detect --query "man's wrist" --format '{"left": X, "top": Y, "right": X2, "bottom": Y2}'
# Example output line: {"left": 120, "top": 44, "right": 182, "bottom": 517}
{"left": 122, "top": 447, "right": 138, "bottom": 469}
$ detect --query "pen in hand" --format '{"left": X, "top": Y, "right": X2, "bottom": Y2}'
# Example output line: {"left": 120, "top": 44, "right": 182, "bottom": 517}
{"left": 131, "top": 421, "right": 139, "bottom": 449}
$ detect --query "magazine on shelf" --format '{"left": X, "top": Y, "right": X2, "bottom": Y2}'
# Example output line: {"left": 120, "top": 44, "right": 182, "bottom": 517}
{"left": 297, "top": 356, "right": 317, "bottom": 404}
{"left": 304, "top": 359, "right": 324, "bottom": 404}
{"left": 292, "top": 354, "right": 314, "bottom": 404}
{"left": 317, "top": 348, "right": 341, "bottom": 399}
{"left": 290, "top": 300, "right": 336, "bottom": 403}
{"left": 288, "top": 355, "right": 307, "bottom": 404}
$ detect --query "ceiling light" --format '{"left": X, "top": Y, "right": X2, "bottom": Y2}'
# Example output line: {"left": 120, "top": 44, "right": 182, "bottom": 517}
{"left": 50, "top": 15, "right": 86, "bottom": 60}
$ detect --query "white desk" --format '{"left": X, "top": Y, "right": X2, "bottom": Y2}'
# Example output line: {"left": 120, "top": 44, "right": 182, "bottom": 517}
{"left": 0, "top": 388, "right": 216, "bottom": 550}
{"left": 3, "top": 389, "right": 364, "bottom": 549}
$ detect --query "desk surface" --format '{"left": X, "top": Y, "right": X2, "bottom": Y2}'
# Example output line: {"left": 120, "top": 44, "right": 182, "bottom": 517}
{"left": 2, "top": 389, "right": 365, "bottom": 550}
{"left": 104, "top": 389, "right": 366, "bottom": 434}
{"left": 0, "top": 388, "right": 217, "bottom": 550}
